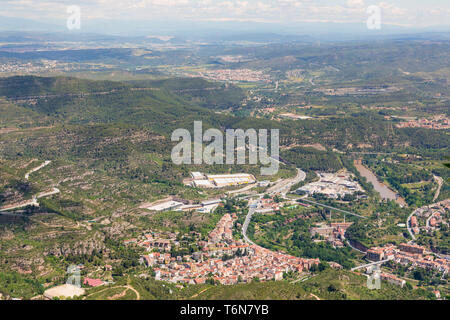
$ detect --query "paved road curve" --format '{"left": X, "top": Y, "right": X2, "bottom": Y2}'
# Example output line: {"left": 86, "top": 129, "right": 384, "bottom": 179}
{"left": 0, "top": 161, "right": 60, "bottom": 212}
{"left": 25, "top": 160, "right": 51, "bottom": 180}
{"left": 267, "top": 168, "right": 306, "bottom": 196}
{"left": 432, "top": 175, "right": 443, "bottom": 202}
{"left": 406, "top": 209, "right": 419, "bottom": 241}
{"left": 241, "top": 168, "right": 307, "bottom": 245}
{"left": 242, "top": 199, "right": 259, "bottom": 246}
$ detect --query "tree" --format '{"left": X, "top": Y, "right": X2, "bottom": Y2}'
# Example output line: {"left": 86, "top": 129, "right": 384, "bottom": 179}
{"left": 327, "top": 284, "right": 338, "bottom": 292}
{"left": 309, "top": 264, "right": 318, "bottom": 272}
{"left": 318, "top": 262, "right": 329, "bottom": 271}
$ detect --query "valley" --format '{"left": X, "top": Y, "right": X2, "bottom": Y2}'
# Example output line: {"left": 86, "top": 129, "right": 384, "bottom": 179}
{"left": 0, "top": 32, "right": 448, "bottom": 301}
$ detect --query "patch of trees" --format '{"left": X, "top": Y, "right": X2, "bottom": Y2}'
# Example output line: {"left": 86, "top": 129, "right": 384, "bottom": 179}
{"left": 281, "top": 147, "right": 342, "bottom": 172}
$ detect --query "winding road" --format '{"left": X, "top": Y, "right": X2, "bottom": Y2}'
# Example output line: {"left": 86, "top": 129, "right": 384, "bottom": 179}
{"left": 407, "top": 196, "right": 447, "bottom": 243}
{"left": 0, "top": 160, "right": 60, "bottom": 212}
{"left": 267, "top": 168, "right": 306, "bottom": 196}
{"left": 24, "top": 160, "right": 51, "bottom": 180}
{"left": 239, "top": 163, "right": 372, "bottom": 257}
{"left": 406, "top": 209, "right": 418, "bottom": 241}
{"left": 433, "top": 175, "right": 443, "bottom": 202}
{"left": 242, "top": 198, "right": 259, "bottom": 246}
{"left": 241, "top": 168, "right": 307, "bottom": 245}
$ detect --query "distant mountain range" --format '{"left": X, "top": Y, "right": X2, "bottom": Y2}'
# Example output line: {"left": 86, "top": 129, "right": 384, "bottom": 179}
{"left": 0, "top": 16, "right": 449, "bottom": 43}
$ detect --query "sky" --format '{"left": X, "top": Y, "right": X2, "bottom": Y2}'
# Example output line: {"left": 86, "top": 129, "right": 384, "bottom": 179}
{"left": 1, "top": 0, "right": 449, "bottom": 30}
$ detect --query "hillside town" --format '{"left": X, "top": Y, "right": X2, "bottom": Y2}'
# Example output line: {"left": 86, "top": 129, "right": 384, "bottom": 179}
{"left": 395, "top": 115, "right": 450, "bottom": 130}
{"left": 311, "top": 222, "right": 354, "bottom": 248}
{"left": 137, "top": 213, "right": 319, "bottom": 285}
{"left": 366, "top": 242, "right": 450, "bottom": 274}
{"left": 408, "top": 199, "right": 450, "bottom": 235}
{"left": 197, "top": 68, "right": 271, "bottom": 83}
{"left": 0, "top": 60, "right": 100, "bottom": 75}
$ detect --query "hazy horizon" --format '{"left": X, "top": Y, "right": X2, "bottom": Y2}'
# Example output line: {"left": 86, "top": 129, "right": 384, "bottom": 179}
{"left": 1, "top": 0, "right": 449, "bottom": 38}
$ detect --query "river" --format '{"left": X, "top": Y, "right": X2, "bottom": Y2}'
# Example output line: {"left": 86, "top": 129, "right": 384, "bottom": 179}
{"left": 354, "top": 160, "right": 407, "bottom": 207}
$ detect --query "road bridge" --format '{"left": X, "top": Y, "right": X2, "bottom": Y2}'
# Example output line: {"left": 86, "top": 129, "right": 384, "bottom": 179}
{"left": 300, "top": 199, "right": 367, "bottom": 219}
{"left": 351, "top": 259, "right": 391, "bottom": 271}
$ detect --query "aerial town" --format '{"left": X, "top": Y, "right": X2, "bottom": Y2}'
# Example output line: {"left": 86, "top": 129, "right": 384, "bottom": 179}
{"left": 0, "top": 60, "right": 100, "bottom": 75}
{"left": 196, "top": 68, "right": 271, "bottom": 83}
{"left": 1, "top": 2, "right": 449, "bottom": 305}
{"left": 138, "top": 213, "right": 319, "bottom": 285}
{"left": 311, "top": 222, "right": 354, "bottom": 248}
{"left": 316, "top": 86, "right": 400, "bottom": 96}
{"left": 408, "top": 199, "right": 450, "bottom": 235}
{"left": 396, "top": 115, "right": 450, "bottom": 130}
{"left": 366, "top": 243, "right": 449, "bottom": 275}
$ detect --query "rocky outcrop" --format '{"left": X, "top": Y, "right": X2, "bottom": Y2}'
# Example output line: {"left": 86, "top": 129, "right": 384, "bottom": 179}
{"left": 44, "top": 233, "right": 106, "bottom": 257}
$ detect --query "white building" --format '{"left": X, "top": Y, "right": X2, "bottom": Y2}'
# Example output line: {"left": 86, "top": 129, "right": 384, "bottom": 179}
{"left": 144, "top": 200, "right": 184, "bottom": 212}
{"left": 191, "top": 172, "right": 205, "bottom": 180}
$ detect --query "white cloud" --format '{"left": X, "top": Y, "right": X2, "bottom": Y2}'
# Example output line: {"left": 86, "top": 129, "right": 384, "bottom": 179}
{"left": 378, "top": 2, "right": 407, "bottom": 16}
{"left": 0, "top": 0, "right": 448, "bottom": 28}
{"left": 347, "top": 0, "right": 365, "bottom": 8}
{"left": 256, "top": 1, "right": 271, "bottom": 12}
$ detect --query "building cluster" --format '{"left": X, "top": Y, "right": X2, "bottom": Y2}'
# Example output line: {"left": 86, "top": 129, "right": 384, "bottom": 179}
{"left": 0, "top": 60, "right": 98, "bottom": 75}
{"left": 278, "top": 113, "right": 313, "bottom": 120}
{"left": 297, "top": 172, "right": 364, "bottom": 199}
{"left": 411, "top": 199, "right": 449, "bottom": 234}
{"left": 216, "top": 55, "right": 251, "bottom": 63}
{"left": 125, "top": 230, "right": 189, "bottom": 253}
{"left": 396, "top": 115, "right": 450, "bottom": 130}
{"left": 140, "top": 196, "right": 222, "bottom": 214}
{"left": 140, "top": 214, "right": 319, "bottom": 285}
{"left": 317, "top": 86, "right": 399, "bottom": 96}
{"left": 285, "top": 68, "right": 306, "bottom": 80}
{"left": 379, "top": 273, "right": 406, "bottom": 288}
{"left": 254, "top": 197, "right": 282, "bottom": 214}
{"left": 311, "top": 222, "right": 354, "bottom": 248}
{"left": 252, "top": 196, "right": 302, "bottom": 215}
{"left": 188, "top": 172, "right": 256, "bottom": 189}
{"left": 198, "top": 69, "right": 270, "bottom": 83}
{"left": 366, "top": 243, "right": 449, "bottom": 274}
{"left": 0, "top": 61, "right": 57, "bottom": 74}
{"left": 208, "top": 213, "right": 233, "bottom": 243}
{"left": 83, "top": 277, "right": 104, "bottom": 287}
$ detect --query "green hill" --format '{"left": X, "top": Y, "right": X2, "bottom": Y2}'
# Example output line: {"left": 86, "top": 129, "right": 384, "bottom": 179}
{"left": 182, "top": 269, "right": 432, "bottom": 300}
{"left": 131, "top": 77, "right": 246, "bottom": 110}
{"left": 0, "top": 76, "right": 222, "bottom": 135}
